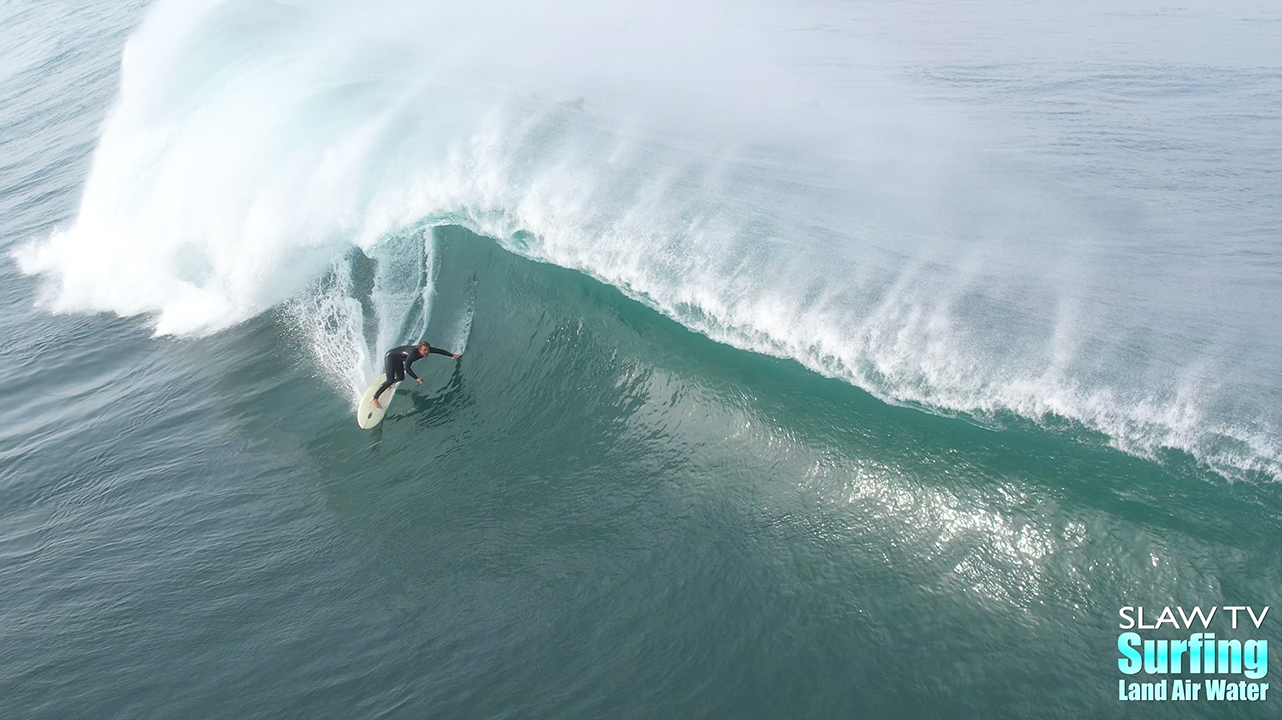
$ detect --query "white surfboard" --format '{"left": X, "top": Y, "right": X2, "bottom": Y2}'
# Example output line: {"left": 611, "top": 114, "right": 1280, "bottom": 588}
{"left": 357, "top": 373, "right": 399, "bottom": 429}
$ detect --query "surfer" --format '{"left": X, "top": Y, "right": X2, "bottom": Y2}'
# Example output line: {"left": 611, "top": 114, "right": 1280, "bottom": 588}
{"left": 370, "top": 341, "right": 461, "bottom": 409}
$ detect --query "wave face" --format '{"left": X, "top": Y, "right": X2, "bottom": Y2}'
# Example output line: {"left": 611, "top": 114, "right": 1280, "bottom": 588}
{"left": 13, "top": 0, "right": 1282, "bottom": 480}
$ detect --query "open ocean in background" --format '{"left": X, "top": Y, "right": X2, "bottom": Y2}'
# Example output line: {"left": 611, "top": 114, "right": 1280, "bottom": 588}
{"left": 2, "top": 1, "right": 1281, "bottom": 717}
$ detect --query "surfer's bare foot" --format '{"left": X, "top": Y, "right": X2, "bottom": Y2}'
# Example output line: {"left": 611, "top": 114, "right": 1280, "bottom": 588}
{"left": 370, "top": 398, "right": 382, "bottom": 409}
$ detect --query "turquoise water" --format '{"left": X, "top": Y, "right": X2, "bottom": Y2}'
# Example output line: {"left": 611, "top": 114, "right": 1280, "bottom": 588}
{"left": 3, "top": 1, "right": 1282, "bottom": 718}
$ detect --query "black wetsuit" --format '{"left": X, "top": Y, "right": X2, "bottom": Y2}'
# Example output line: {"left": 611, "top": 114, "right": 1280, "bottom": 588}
{"left": 375, "top": 343, "right": 454, "bottom": 399}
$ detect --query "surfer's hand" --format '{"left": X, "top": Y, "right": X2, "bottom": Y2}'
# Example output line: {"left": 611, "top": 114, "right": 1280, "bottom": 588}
{"left": 416, "top": 378, "right": 424, "bottom": 384}
{"left": 453, "top": 353, "right": 462, "bottom": 359}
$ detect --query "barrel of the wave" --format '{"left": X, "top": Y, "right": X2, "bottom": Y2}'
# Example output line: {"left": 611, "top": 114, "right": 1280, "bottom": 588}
{"left": 358, "top": 374, "right": 398, "bottom": 429}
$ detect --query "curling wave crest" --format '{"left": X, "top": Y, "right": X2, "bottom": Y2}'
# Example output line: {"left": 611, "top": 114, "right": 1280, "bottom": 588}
{"left": 13, "top": 0, "right": 1281, "bottom": 481}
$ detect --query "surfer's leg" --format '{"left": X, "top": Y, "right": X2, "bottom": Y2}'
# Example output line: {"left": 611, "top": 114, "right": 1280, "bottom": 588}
{"left": 371, "top": 364, "right": 404, "bottom": 408}
{"left": 383, "top": 353, "right": 400, "bottom": 379}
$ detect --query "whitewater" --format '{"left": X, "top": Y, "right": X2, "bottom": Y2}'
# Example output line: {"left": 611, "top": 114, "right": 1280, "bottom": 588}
{"left": 13, "top": 0, "right": 1282, "bottom": 481}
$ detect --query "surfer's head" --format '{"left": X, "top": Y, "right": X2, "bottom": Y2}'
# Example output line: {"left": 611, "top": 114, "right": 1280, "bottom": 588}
{"left": 417, "top": 340, "right": 430, "bottom": 353}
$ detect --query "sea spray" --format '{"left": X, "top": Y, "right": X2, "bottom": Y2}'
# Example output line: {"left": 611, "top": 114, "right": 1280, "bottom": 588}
{"left": 369, "top": 226, "right": 437, "bottom": 364}
{"left": 286, "top": 255, "right": 369, "bottom": 404}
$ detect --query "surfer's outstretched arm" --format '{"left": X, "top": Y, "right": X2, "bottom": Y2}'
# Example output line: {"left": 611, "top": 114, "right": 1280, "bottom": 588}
{"left": 427, "top": 346, "right": 458, "bottom": 358}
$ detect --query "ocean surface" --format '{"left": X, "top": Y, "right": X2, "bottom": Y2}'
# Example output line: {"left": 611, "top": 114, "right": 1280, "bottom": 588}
{"left": 2, "top": 1, "right": 1281, "bottom": 717}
